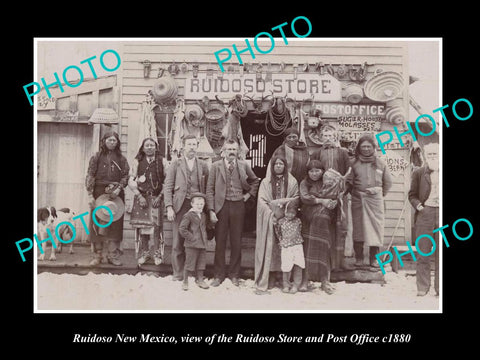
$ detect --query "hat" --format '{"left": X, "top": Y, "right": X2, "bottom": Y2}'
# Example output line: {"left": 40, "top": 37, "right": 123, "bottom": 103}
{"left": 364, "top": 71, "right": 404, "bottom": 102}
{"left": 385, "top": 105, "right": 406, "bottom": 125}
{"left": 184, "top": 104, "right": 205, "bottom": 124}
{"left": 205, "top": 105, "right": 226, "bottom": 123}
{"left": 94, "top": 194, "right": 125, "bottom": 223}
{"left": 88, "top": 108, "right": 119, "bottom": 124}
{"left": 152, "top": 75, "right": 178, "bottom": 103}
{"left": 344, "top": 83, "right": 364, "bottom": 104}
{"left": 190, "top": 192, "right": 207, "bottom": 202}
{"left": 283, "top": 127, "right": 300, "bottom": 137}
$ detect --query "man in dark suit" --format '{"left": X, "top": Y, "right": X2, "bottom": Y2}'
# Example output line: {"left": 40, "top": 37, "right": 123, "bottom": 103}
{"left": 408, "top": 142, "right": 439, "bottom": 297}
{"left": 206, "top": 139, "right": 260, "bottom": 287}
{"left": 164, "top": 135, "right": 210, "bottom": 281}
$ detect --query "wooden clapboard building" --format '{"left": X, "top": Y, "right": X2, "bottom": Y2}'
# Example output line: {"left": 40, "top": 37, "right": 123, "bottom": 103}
{"left": 36, "top": 74, "right": 121, "bottom": 243}
{"left": 119, "top": 40, "right": 413, "bottom": 263}
{"left": 37, "top": 40, "right": 416, "bottom": 268}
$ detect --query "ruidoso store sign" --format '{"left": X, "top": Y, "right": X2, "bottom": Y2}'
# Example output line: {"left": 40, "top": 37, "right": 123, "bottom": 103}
{"left": 184, "top": 73, "right": 342, "bottom": 101}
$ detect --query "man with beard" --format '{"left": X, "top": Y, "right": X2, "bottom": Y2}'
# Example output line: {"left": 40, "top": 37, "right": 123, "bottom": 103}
{"left": 408, "top": 142, "right": 439, "bottom": 296}
{"left": 207, "top": 139, "right": 260, "bottom": 287}
{"left": 266, "top": 127, "right": 310, "bottom": 185}
{"left": 310, "top": 125, "right": 353, "bottom": 270}
{"left": 164, "top": 134, "right": 210, "bottom": 281}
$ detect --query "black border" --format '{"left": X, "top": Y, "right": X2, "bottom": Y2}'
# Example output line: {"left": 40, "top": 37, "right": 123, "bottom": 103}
{"left": 6, "top": 6, "right": 478, "bottom": 354}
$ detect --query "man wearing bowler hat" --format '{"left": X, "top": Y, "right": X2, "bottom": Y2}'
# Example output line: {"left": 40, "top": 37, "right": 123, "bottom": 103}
{"left": 207, "top": 139, "right": 260, "bottom": 287}
{"left": 164, "top": 134, "right": 210, "bottom": 281}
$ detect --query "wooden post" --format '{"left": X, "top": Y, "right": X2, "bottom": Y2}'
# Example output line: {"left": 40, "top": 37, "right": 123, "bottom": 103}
{"left": 92, "top": 124, "right": 101, "bottom": 153}
{"left": 91, "top": 90, "right": 99, "bottom": 113}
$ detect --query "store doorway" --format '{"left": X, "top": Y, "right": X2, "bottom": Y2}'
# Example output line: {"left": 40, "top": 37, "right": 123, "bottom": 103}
{"left": 241, "top": 112, "right": 291, "bottom": 233}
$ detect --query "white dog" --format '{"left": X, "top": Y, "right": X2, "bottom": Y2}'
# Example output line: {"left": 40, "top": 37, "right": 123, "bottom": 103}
{"left": 37, "top": 207, "right": 76, "bottom": 261}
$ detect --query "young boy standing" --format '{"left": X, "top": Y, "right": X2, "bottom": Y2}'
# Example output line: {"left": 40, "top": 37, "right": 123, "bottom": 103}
{"left": 178, "top": 193, "right": 210, "bottom": 291}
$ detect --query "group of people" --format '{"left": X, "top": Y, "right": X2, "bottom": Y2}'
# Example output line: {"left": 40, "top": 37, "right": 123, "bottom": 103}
{"left": 85, "top": 124, "right": 439, "bottom": 297}
{"left": 254, "top": 125, "right": 393, "bottom": 295}
{"left": 86, "top": 132, "right": 259, "bottom": 291}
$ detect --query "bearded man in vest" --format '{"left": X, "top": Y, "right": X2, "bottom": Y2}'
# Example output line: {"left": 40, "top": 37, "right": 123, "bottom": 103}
{"left": 206, "top": 139, "right": 260, "bottom": 287}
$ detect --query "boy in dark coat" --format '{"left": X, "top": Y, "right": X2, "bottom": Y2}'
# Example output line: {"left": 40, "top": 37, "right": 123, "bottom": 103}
{"left": 179, "top": 193, "right": 210, "bottom": 290}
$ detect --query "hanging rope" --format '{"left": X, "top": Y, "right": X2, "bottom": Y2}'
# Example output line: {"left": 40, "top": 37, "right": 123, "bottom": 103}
{"left": 265, "top": 97, "right": 291, "bottom": 136}
{"left": 231, "top": 95, "right": 249, "bottom": 118}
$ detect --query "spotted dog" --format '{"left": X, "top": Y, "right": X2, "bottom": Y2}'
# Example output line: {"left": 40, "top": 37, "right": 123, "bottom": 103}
{"left": 37, "top": 207, "right": 76, "bottom": 260}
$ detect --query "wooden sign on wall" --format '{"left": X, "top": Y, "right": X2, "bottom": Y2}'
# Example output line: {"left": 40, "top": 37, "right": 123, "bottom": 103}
{"left": 185, "top": 73, "right": 342, "bottom": 101}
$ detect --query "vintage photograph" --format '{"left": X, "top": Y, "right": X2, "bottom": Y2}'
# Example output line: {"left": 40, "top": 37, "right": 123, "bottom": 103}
{"left": 34, "top": 38, "right": 441, "bottom": 312}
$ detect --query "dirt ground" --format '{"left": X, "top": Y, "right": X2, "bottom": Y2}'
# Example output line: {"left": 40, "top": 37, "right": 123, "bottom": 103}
{"left": 36, "top": 270, "right": 439, "bottom": 312}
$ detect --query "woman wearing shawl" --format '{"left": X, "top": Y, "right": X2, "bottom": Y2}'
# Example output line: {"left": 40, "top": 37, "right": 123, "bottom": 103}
{"left": 310, "top": 125, "right": 352, "bottom": 271}
{"left": 254, "top": 155, "right": 299, "bottom": 295}
{"left": 348, "top": 134, "right": 392, "bottom": 268}
{"left": 299, "top": 160, "right": 344, "bottom": 294}
{"left": 266, "top": 127, "right": 309, "bottom": 185}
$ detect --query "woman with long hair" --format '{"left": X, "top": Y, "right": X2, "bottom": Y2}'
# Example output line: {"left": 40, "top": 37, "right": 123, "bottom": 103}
{"left": 254, "top": 155, "right": 300, "bottom": 294}
{"left": 299, "top": 159, "right": 340, "bottom": 294}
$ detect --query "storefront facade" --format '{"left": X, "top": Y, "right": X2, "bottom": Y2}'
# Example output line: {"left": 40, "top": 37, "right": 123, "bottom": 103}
{"left": 119, "top": 40, "right": 413, "bottom": 258}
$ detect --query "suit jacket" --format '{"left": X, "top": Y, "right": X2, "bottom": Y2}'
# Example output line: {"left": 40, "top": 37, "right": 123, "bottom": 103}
{"left": 408, "top": 166, "right": 433, "bottom": 222}
{"left": 178, "top": 211, "right": 208, "bottom": 249}
{"left": 164, "top": 157, "right": 209, "bottom": 213}
{"left": 206, "top": 158, "right": 260, "bottom": 214}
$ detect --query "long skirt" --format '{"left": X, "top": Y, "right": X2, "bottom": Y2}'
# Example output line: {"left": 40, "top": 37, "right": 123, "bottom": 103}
{"left": 331, "top": 195, "right": 348, "bottom": 270}
{"left": 351, "top": 190, "right": 384, "bottom": 247}
{"left": 302, "top": 205, "right": 335, "bottom": 282}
